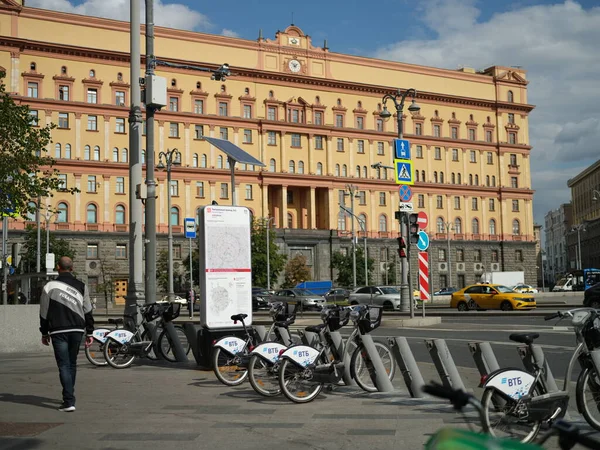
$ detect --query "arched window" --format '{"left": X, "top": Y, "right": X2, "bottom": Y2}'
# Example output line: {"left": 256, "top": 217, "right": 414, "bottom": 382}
{"left": 55, "top": 143, "right": 61, "bottom": 159}
{"left": 316, "top": 162, "right": 323, "bottom": 175}
{"left": 201, "top": 154, "right": 207, "bottom": 168}
{"left": 86, "top": 204, "right": 97, "bottom": 224}
{"left": 170, "top": 206, "right": 180, "bottom": 226}
{"left": 378, "top": 214, "right": 387, "bottom": 232}
{"left": 355, "top": 165, "right": 361, "bottom": 177}
{"left": 469, "top": 174, "right": 473, "bottom": 185}
{"left": 335, "top": 164, "right": 340, "bottom": 177}
{"left": 115, "top": 205, "right": 126, "bottom": 224}
{"left": 89, "top": 69, "right": 95, "bottom": 78}
{"left": 457, "top": 173, "right": 462, "bottom": 184}
{"left": 26, "top": 201, "right": 37, "bottom": 222}
{"left": 84, "top": 145, "right": 91, "bottom": 160}
{"left": 489, "top": 219, "right": 496, "bottom": 235}
{"left": 65, "top": 144, "right": 71, "bottom": 159}
{"left": 192, "top": 153, "right": 198, "bottom": 167}
{"left": 416, "top": 171, "right": 420, "bottom": 182}
{"left": 338, "top": 214, "right": 346, "bottom": 231}
{"left": 454, "top": 218, "right": 462, "bottom": 234}
{"left": 288, "top": 160, "right": 295, "bottom": 173}
{"left": 244, "top": 87, "right": 250, "bottom": 95}
{"left": 486, "top": 175, "right": 490, "bottom": 186}
{"left": 358, "top": 213, "right": 367, "bottom": 231}
{"left": 269, "top": 90, "right": 274, "bottom": 98}
{"left": 512, "top": 219, "right": 520, "bottom": 235}
{"left": 342, "top": 165, "right": 347, "bottom": 177}
{"left": 440, "top": 172, "right": 444, "bottom": 184}
{"left": 57, "top": 202, "right": 68, "bottom": 223}
{"left": 217, "top": 155, "right": 223, "bottom": 169}
{"left": 113, "top": 147, "right": 119, "bottom": 162}
{"left": 451, "top": 173, "right": 455, "bottom": 184}
{"left": 287, "top": 213, "right": 294, "bottom": 229}
{"left": 225, "top": 158, "right": 230, "bottom": 169}
{"left": 141, "top": 150, "right": 146, "bottom": 164}
{"left": 363, "top": 166, "right": 367, "bottom": 178}
{"left": 433, "top": 172, "right": 438, "bottom": 183}
{"left": 121, "top": 148, "right": 128, "bottom": 163}
{"left": 298, "top": 161, "right": 304, "bottom": 174}
{"left": 315, "top": 96, "right": 320, "bottom": 103}
{"left": 437, "top": 217, "right": 445, "bottom": 233}
{"left": 93, "top": 146, "right": 100, "bottom": 161}
{"left": 492, "top": 176, "right": 496, "bottom": 187}
{"left": 507, "top": 90, "right": 514, "bottom": 102}
{"left": 422, "top": 170, "right": 426, "bottom": 182}
{"left": 269, "top": 158, "right": 276, "bottom": 172}
{"left": 472, "top": 218, "right": 480, "bottom": 234}
{"left": 475, "top": 174, "right": 479, "bottom": 185}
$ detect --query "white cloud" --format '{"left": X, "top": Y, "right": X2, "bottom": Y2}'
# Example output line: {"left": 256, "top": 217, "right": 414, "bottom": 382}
{"left": 27, "top": 0, "right": 213, "bottom": 31}
{"left": 374, "top": 0, "right": 600, "bottom": 225}
{"left": 221, "top": 28, "right": 240, "bottom": 38}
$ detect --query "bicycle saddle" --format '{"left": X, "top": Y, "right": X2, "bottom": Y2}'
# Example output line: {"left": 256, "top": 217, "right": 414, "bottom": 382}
{"left": 305, "top": 323, "right": 326, "bottom": 333}
{"left": 108, "top": 318, "right": 124, "bottom": 325}
{"left": 231, "top": 314, "right": 248, "bottom": 321}
{"left": 509, "top": 333, "right": 539, "bottom": 345}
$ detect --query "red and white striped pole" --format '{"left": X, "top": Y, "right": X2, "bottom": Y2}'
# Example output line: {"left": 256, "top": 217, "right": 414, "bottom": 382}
{"left": 419, "top": 251, "right": 430, "bottom": 303}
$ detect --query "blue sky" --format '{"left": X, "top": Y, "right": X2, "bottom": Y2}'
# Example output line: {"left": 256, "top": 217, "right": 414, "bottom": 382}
{"left": 27, "top": 0, "right": 600, "bottom": 229}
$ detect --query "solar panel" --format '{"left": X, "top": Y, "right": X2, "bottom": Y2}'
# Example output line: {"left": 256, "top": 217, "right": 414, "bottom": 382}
{"left": 202, "top": 137, "right": 265, "bottom": 166}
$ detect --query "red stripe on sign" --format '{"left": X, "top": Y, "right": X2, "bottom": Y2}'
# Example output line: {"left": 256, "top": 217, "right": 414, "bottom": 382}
{"left": 206, "top": 268, "right": 252, "bottom": 272}
{"left": 418, "top": 252, "right": 430, "bottom": 301}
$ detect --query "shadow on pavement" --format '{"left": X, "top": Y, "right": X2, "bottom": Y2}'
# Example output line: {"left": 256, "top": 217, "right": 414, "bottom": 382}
{"left": 0, "top": 438, "right": 44, "bottom": 450}
{"left": 0, "top": 393, "right": 60, "bottom": 410}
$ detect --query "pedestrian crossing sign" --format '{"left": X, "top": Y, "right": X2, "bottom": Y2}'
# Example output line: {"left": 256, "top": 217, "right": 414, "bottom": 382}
{"left": 394, "top": 159, "right": 414, "bottom": 185}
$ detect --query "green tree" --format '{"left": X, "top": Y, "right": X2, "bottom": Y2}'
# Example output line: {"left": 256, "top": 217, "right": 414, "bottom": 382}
{"left": 96, "top": 257, "right": 117, "bottom": 309}
{"left": 331, "top": 247, "right": 375, "bottom": 287}
{"left": 20, "top": 224, "right": 76, "bottom": 274}
{"left": 0, "top": 72, "right": 78, "bottom": 217}
{"left": 251, "top": 218, "right": 286, "bottom": 287}
{"left": 156, "top": 250, "right": 169, "bottom": 293}
{"left": 283, "top": 254, "right": 311, "bottom": 288}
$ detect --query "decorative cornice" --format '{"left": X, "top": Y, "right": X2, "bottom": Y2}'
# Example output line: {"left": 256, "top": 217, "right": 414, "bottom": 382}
{"left": 109, "top": 81, "right": 130, "bottom": 88}
{"left": 214, "top": 92, "right": 232, "bottom": 99}
{"left": 82, "top": 77, "right": 103, "bottom": 86}
{"left": 167, "top": 88, "right": 184, "bottom": 94}
{"left": 239, "top": 95, "right": 256, "bottom": 102}
{"left": 21, "top": 71, "right": 44, "bottom": 79}
{"left": 190, "top": 89, "right": 209, "bottom": 97}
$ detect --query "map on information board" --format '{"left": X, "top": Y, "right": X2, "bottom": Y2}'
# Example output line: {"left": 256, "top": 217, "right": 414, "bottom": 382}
{"left": 199, "top": 206, "right": 252, "bottom": 329}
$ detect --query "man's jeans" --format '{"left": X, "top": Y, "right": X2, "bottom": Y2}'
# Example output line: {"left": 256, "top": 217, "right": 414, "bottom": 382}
{"left": 51, "top": 332, "right": 83, "bottom": 407}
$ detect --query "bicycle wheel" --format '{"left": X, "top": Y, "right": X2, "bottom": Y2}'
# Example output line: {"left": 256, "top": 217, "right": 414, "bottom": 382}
{"left": 212, "top": 347, "right": 248, "bottom": 386}
{"left": 576, "top": 367, "right": 600, "bottom": 431}
{"left": 103, "top": 340, "right": 136, "bottom": 369}
{"left": 350, "top": 341, "right": 396, "bottom": 392}
{"left": 278, "top": 359, "right": 323, "bottom": 403}
{"left": 85, "top": 340, "right": 107, "bottom": 366}
{"left": 142, "top": 330, "right": 158, "bottom": 361}
{"left": 248, "top": 354, "right": 281, "bottom": 397}
{"left": 158, "top": 326, "right": 190, "bottom": 362}
{"left": 481, "top": 387, "right": 542, "bottom": 443}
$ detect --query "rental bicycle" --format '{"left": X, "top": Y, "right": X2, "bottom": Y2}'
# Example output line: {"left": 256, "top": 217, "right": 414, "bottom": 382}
{"left": 85, "top": 317, "right": 126, "bottom": 366}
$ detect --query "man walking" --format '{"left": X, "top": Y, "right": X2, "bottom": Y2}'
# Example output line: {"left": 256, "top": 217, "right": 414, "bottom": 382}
{"left": 40, "top": 256, "right": 94, "bottom": 412}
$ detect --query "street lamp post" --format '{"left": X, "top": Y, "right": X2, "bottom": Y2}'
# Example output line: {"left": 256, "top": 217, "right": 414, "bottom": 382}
{"left": 444, "top": 221, "right": 454, "bottom": 287}
{"left": 264, "top": 217, "right": 275, "bottom": 290}
{"left": 541, "top": 250, "right": 546, "bottom": 292}
{"left": 572, "top": 224, "right": 586, "bottom": 270}
{"left": 379, "top": 88, "right": 420, "bottom": 312}
{"left": 342, "top": 185, "right": 360, "bottom": 289}
{"left": 340, "top": 203, "right": 368, "bottom": 287}
{"left": 157, "top": 148, "right": 181, "bottom": 302}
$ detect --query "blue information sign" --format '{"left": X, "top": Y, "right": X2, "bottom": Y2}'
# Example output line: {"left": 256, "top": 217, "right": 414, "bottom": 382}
{"left": 416, "top": 231, "right": 430, "bottom": 251}
{"left": 184, "top": 218, "right": 196, "bottom": 239}
{"left": 394, "top": 139, "right": 411, "bottom": 160}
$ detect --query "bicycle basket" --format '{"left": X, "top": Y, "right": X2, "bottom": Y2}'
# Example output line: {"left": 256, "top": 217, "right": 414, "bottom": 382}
{"left": 271, "top": 301, "right": 296, "bottom": 322}
{"left": 143, "top": 303, "right": 163, "bottom": 322}
{"left": 357, "top": 305, "right": 383, "bottom": 334}
{"left": 584, "top": 315, "right": 600, "bottom": 349}
{"left": 321, "top": 306, "right": 343, "bottom": 331}
{"left": 163, "top": 302, "right": 181, "bottom": 322}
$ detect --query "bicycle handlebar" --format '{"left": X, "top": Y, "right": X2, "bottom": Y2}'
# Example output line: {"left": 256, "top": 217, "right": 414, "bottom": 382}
{"left": 544, "top": 312, "right": 561, "bottom": 321}
{"left": 537, "top": 419, "right": 600, "bottom": 449}
{"left": 422, "top": 383, "right": 472, "bottom": 410}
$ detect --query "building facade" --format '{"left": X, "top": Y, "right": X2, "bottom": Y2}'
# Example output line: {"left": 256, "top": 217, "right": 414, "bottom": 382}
{"left": 544, "top": 203, "right": 573, "bottom": 283}
{"left": 0, "top": 0, "right": 537, "bottom": 301}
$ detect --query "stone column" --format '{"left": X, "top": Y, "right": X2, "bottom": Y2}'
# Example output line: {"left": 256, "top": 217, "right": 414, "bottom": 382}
{"left": 209, "top": 125, "right": 216, "bottom": 168}
{"left": 75, "top": 113, "right": 82, "bottom": 159}
{"left": 307, "top": 133, "right": 313, "bottom": 174}
{"left": 103, "top": 175, "right": 111, "bottom": 225}
{"left": 184, "top": 179, "right": 191, "bottom": 218}
{"left": 184, "top": 123, "right": 191, "bottom": 166}
{"left": 74, "top": 173, "right": 82, "bottom": 224}
{"left": 10, "top": 51, "right": 20, "bottom": 94}
{"left": 262, "top": 183, "right": 269, "bottom": 218}
{"left": 328, "top": 188, "right": 336, "bottom": 230}
{"left": 281, "top": 185, "right": 288, "bottom": 228}
{"left": 103, "top": 115, "right": 110, "bottom": 160}
{"left": 209, "top": 181, "right": 216, "bottom": 203}
{"left": 280, "top": 132, "right": 287, "bottom": 171}
{"left": 326, "top": 136, "right": 333, "bottom": 175}
{"left": 309, "top": 187, "right": 316, "bottom": 229}
{"left": 158, "top": 120, "right": 165, "bottom": 154}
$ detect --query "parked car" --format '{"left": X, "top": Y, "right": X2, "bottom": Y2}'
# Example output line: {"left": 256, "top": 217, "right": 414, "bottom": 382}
{"left": 450, "top": 284, "right": 536, "bottom": 311}
{"left": 272, "top": 288, "right": 325, "bottom": 310}
{"left": 252, "top": 288, "right": 272, "bottom": 312}
{"left": 349, "top": 286, "right": 401, "bottom": 310}
{"left": 433, "top": 287, "right": 457, "bottom": 296}
{"left": 583, "top": 282, "right": 600, "bottom": 308}
{"left": 511, "top": 284, "right": 539, "bottom": 294}
{"left": 324, "top": 288, "right": 350, "bottom": 303}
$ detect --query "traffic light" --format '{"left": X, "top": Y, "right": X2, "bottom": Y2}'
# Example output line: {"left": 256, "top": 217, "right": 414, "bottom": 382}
{"left": 11, "top": 243, "right": 21, "bottom": 268}
{"left": 397, "top": 237, "right": 407, "bottom": 258}
{"left": 408, "top": 213, "right": 419, "bottom": 244}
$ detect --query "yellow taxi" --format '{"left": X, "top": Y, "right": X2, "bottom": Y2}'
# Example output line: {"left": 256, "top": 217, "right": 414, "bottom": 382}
{"left": 450, "top": 283, "right": 536, "bottom": 311}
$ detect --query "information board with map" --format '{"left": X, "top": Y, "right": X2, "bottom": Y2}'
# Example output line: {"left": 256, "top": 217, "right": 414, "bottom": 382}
{"left": 198, "top": 206, "right": 252, "bottom": 328}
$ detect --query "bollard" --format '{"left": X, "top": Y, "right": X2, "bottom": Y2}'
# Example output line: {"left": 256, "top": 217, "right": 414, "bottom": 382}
{"left": 425, "top": 339, "right": 466, "bottom": 391}
{"left": 390, "top": 337, "right": 425, "bottom": 398}
{"left": 330, "top": 331, "right": 356, "bottom": 386}
{"left": 183, "top": 323, "right": 200, "bottom": 361}
{"left": 254, "top": 325, "right": 267, "bottom": 342}
{"left": 163, "top": 322, "right": 188, "bottom": 362}
{"left": 517, "top": 345, "right": 559, "bottom": 392}
{"left": 468, "top": 342, "right": 500, "bottom": 377}
{"left": 360, "top": 334, "right": 394, "bottom": 392}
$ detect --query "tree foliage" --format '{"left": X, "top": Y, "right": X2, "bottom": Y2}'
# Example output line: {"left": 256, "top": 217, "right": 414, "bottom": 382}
{"left": 251, "top": 218, "right": 286, "bottom": 288}
{"left": 20, "top": 224, "right": 76, "bottom": 274}
{"left": 0, "top": 72, "right": 78, "bottom": 218}
{"left": 283, "top": 254, "right": 311, "bottom": 288}
{"left": 331, "top": 246, "right": 375, "bottom": 288}
{"left": 156, "top": 250, "right": 169, "bottom": 293}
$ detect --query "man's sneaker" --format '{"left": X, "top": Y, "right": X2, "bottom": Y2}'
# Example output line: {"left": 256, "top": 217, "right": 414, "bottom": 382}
{"left": 58, "top": 403, "right": 76, "bottom": 412}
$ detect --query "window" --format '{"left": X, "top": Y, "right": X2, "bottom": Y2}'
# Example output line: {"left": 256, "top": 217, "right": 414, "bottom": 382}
{"left": 121, "top": 148, "right": 127, "bottom": 162}
{"left": 298, "top": 161, "right": 305, "bottom": 174}
{"left": 316, "top": 163, "right": 323, "bottom": 175}
{"left": 245, "top": 184, "right": 253, "bottom": 200}
{"left": 219, "top": 127, "right": 228, "bottom": 140}
{"left": 436, "top": 195, "right": 443, "bottom": 209}
{"left": 115, "top": 205, "right": 126, "bottom": 224}
{"left": 454, "top": 218, "right": 462, "bottom": 234}
{"left": 58, "top": 113, "right": 69, "bottom": 129}
{"left": 243, "top": 104, "right": 252, "bottom": 119}
{"left": 491, "top": 249, "right": 499, "bottom": 262}
{"left": 193, "top": 125, "right": 204, "bottom": 140}
{"left": 434, "top": 147, "right": 441, "bottom": 160}
{"left": 356, "top": 117, "right": 364, "bottom": 129}
{"left": 469, "top": 150, "right": 476, "bottom": 163}
{"left": 416, "top": 145, "right": 423, "bottom": 158}
{"left": 489, "top": 199, "right": 495, "bottom": 211}
{"left": 456, "top": 249, "right": 464, "bottom": 262}
{"left": 452, "top": 149, "right": 458, "bottom": 161}
{"left": 337, "top": 138, "right": 344, "bottom": 152}
{"left": 173, "top": 245, "right": 182, "bottom": 260}
{"left": 115, "top": 118, "right": 125, "bottom": 133}
{"left": 87, "top": 244, "right": 98, "bottom": 258}
{"left": 433, "top": 124, "right": 441, "bottom": 137}
{"left": 338, "top": 213, "right": 346, "bottom": 231}
{"left": 378, "top": 215, "right": 387, "bottom": 232}
{"left": 169, "top": 122, "right": 179, "bottom": 138}
{"left": 29, "top": 110, "right": 39, "bottom": 126}
{"left": 87, "top": 176, "right": 97, "bottom": 193}
{"left": 357, "top": 140, "right": 365, "bottom": 154}
{"left": 335, "top": 114, "right": 344, "bottom": 127}
{"left": 510, "top": 154, "right": 518, "bottom": 166}
{"left": 193, "top": 99, "right": 204, "bottom": 114}
{"left": 376, "top": 118, "right": 383, "bottom": 132}
{"left": 196, "top": 182, "right": 205, "bottom": 197}
{"left": 486, "top": 152, "right": 493, "bottom": 164}
{"left": 115, "top": 177, "right": 125, "bottom": 194}
{"left": 451, "top": 126, "right": 458, "bottom": 139}
{"left": 492, "top": 176, "right": 496, "bottom": 187}
{"left": 468, "top": 128, "right": 475, "bottom": 141}
{"left": 418, "top": 194, "right": 424, "bottom": 208}
{"left": 315, "top": 135, "right": 323, "bottom": 149}
{"left": 220, "top": 183, "right": 228, "bottom": 198}
{"left": 436, "top": 217, "right": 444, "bottom": 233}
{"left": 199, "top": 154, "right": 206, "bottom": 168}
{"left": 59, "top": 85, "right": 69, "bottom": 101}
{"left": 454, "top": 196, "right": 461, "bottom": 209}
{"left": 112, "top": 147, "right": 119, "bottom": 162}
{"left": 357, "top": 191, "right": 366, "bottom": 205}
{"left": 269, "top": 159, "right": 276, "bottom": 172}
{"left": 342, "top": 165, "right": 347, "bottom": 177}
{"left": 288, "top": 160, "right": 295, "bottom": 173}
{"left": 87, "top": 88, "right": 97, "bottom": 104}
{"left": 472, "top": 218, "right": 480, "bottom": 234}
{"left": 192, "top": 153, "right": 198, "bottom": 168}
{"left": 169, "top": 180, "right": 179, "bottom": 197}
{"left": 57, "top": 202, "right": 68, "bottom": 223}
{"left": 472, "top": 198, "right": 478, "bottom": 211}
{"left": 508, "top": 90, "right": 514, "bottom": 102}
{"left": 508, "top": 132, "right": 517, "bottom": 144}
{"left": 267, "top": 106, "right": 277, "bottom": 121}
{"left": 116, "top": 244, "right": 127, "bottom": 259}
{"left": 379, "top": 192, "right": 386, "bottom": 206}
{"left": 87, "top": 115, "right": 97, "bottom": 131}
{"left": 515, "top": 250, "right": 523, "bottom": 262}
{"left": 86, "top": 204, "right": 98, "bottom": 224}
{"left": 335, "top": 164, "right": 340, "bottom": 176}
{"left": 218, "top": 102, "right": 228, "bottom": 116}
{"left": 168, "top": 97, "right": 178, "bottom": 112}
{"left": 314, "top": 111, "right": 323, "bottom": 125}
{"left": 489, "top": 219, "right": 497, "bottom": 235}
{"left": 54, "top": 143, "right": 62, "bottom": 159}
{"left": 377, "top": 142, "right": 385, "bottom": 156}
{"left": 57, "top": 174, "right": 67, "bottom": 190}
{"left": 486, "top": 130, "right": 493, "bottom": 142}
{"left": 170, "top": 207, "right": 180, "bottom": 226}
{"left": 291, "top": 133, "right": 301, "bottom": 147}
{"left": 511, "top": 177, "right": 518, "bottom": 188}
{"left": 115, "top": 91, "right": 125, "bottom": 106}
{"left": 473, "top": 249, "right": 481, "bottom": 262}
{"left": 243, "top": 129, "right": 252, "bottom": 144}
{"left": 508, "top": 113, "right": 515, "bottom": 124}
{"left": 27, "top": 82, "right": 38, "bottom": 98}
{"left": 512, "top": 200, "right": 519, "bottom": 211}
{"left": 358, "top": 214, "right": 367, "bottom": 231}
{"left": 84, "top": 145, "right": 91, "bottom": 160}
{"left": 438, "top": 248, "right": 447, "bottom": 262}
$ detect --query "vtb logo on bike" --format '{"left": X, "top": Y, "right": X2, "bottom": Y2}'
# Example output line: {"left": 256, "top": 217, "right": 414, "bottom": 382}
{"left": 501, "top": 377, "right": 522, "bottom": 387}
{"left": 262, "top": 347, "right": 279, "bottom": 354}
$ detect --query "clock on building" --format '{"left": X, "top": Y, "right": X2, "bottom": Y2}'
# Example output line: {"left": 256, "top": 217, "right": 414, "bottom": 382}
{"left": 288, "top": 59, "right": 301, "bottom": 73}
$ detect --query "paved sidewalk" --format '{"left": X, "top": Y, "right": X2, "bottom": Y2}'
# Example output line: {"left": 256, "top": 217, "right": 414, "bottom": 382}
{"left": 0, "top": 351, "right": 586, "bottom": 450}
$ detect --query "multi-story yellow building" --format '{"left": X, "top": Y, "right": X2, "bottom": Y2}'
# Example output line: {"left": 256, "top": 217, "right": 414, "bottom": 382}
{"left": 0, "top": 0, "right": 537, "bottom": 299}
